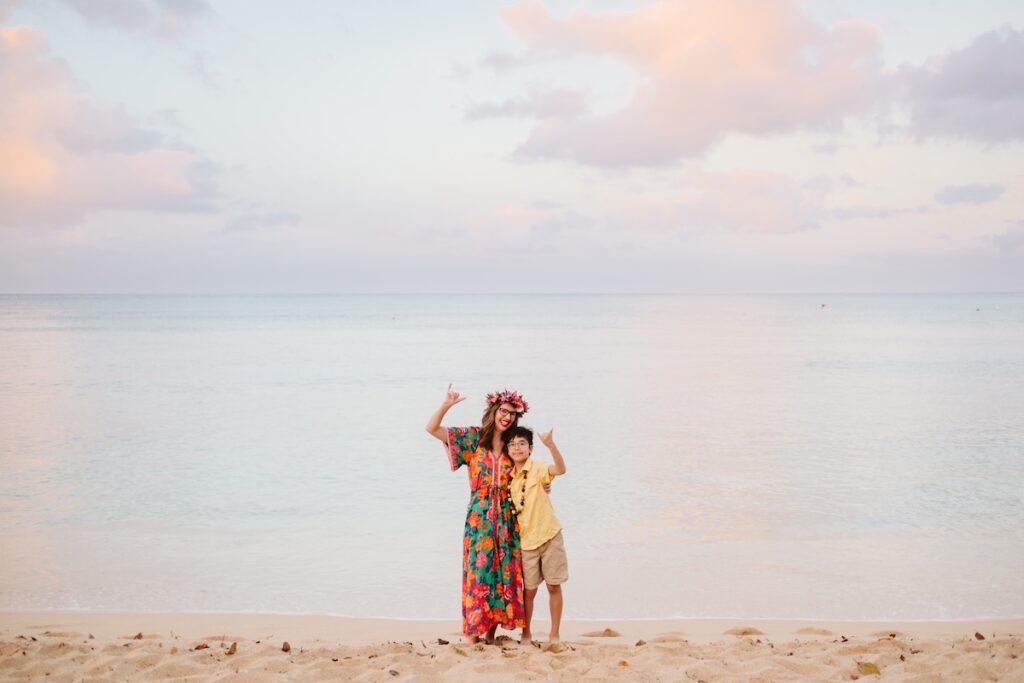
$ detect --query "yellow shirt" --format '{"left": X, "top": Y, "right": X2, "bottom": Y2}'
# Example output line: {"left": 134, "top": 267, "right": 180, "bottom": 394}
{"left": 509, "top": 459, "right": 562, "bottom": 551}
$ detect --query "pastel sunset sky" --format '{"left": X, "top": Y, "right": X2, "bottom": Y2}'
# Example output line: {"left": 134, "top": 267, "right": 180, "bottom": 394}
{"left": 2, "top": 0, "right": 1022, "bottom": 292}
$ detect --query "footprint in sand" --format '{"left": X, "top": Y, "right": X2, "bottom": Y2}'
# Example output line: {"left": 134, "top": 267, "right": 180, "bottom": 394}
{"left": 795, "top": 627, "right": 834, "bottom": 636}
{"left": 581, "top": 628, "right": 621, "bottom": 638}
{"left": 492, "top": 635, "right": 518, "bottom": 650}
{"left": 199, "top": 634, "right": 247, "bottom": 643}
{"left": 724, "top": 627, "right": 764, "bottom": 636}
{"left": 871, "top": 630, "right": 906, "bottom": 639}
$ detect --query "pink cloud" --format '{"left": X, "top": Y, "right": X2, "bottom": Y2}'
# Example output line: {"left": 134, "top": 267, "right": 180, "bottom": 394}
{"left": 0, "top": 25, "right": 216, "bottom": 228}
{"left": 497, "top": 0, "right": 886, "bottom": 166}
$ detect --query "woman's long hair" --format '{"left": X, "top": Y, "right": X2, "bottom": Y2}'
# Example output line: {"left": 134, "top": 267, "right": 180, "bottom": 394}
{"left": 479, "top": 402, "right": 519, "bottom": 454}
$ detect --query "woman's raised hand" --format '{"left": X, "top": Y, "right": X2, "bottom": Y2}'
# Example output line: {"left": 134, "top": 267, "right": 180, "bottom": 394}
{"left": 443, "top": 383, "right": 468, "bottom": 408}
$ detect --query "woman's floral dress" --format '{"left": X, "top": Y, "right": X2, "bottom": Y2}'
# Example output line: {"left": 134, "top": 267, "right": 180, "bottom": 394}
{"left": 445, "top": 426, "right": 525, "bottom": 637}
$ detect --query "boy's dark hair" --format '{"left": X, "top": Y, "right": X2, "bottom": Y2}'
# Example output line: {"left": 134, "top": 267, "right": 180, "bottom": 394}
{"left": 507, "top": 425, "right": 533, "bottom": 446}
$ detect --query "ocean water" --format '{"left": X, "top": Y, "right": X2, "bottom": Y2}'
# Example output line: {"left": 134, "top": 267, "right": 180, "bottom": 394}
{"left": 1, "top": 294, "right": 1022, "bottom": 621}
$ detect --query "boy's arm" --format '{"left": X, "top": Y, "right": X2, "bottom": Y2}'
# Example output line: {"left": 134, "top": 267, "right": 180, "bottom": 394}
{"left": 539, "top": 428, "right": 566, "bottom": 476}
{"left": 425, "top": 383, "right": 466, "bottom": 442}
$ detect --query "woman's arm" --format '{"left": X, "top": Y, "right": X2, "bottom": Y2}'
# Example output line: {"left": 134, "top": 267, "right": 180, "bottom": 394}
{"left": 539, "top": 428, "right": 566, "bottom": 476}
{"left": 425, "top": 383, "right": 467, "bottom": 442}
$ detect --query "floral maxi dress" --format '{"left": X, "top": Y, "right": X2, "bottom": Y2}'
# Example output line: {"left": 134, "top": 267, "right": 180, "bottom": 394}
{"left": 444, "top": 426, "right": 525, "bottom": 637}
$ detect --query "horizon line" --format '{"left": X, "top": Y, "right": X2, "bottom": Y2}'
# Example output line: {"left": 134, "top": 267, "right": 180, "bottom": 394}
{"left": 1, "top": 291, "right": 1023, "bottom": 297}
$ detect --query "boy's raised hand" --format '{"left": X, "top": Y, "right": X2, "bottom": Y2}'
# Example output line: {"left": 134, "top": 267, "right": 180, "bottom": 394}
{"left": 540, "top": 428, "right": 567, "bottom": 477}
{"left": 443, "top": 383, "right": 467, "bottom": 408}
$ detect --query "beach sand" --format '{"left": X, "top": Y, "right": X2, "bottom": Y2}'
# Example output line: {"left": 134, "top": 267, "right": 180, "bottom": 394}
{"left": 1, "top": 612, "right": 1021, "bottom": 681}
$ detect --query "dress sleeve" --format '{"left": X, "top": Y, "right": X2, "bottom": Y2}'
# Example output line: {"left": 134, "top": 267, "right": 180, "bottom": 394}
{"left": 444, "top": 426, "right": 479, "bottom": 472}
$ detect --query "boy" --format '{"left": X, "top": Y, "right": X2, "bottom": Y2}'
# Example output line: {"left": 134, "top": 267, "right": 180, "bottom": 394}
{"left": 506, "top": 425, "right": 568, "bottom": 649}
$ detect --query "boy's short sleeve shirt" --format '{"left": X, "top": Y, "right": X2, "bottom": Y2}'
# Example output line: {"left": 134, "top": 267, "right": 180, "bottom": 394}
{"left": 510, "top": 459, "right": 562, "bottom": 551}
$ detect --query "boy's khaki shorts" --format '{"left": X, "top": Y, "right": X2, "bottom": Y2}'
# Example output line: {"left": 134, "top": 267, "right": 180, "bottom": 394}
{"left": 522, "top": 530, "right": 568, "bottom": 590}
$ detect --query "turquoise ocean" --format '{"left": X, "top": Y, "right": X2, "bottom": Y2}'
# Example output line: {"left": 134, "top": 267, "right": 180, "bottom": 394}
{"left": 1, "top": 294, "right": 1022, "bottom": 620}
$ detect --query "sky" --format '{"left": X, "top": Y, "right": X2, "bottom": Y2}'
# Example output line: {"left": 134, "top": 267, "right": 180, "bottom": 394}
{"left": 1, "top": 0, "right": 1022, "bottom": 293}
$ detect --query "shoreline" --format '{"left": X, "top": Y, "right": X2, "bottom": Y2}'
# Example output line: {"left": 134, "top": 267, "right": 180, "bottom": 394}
{"left": 8, "top": 608, "right": 1024, "bottom": 622}
{"left": 2, "top": 612, "right": 1021, "bottom": 681}
{"left": 2, "top": 612, "right": 1023, "bottom": 645}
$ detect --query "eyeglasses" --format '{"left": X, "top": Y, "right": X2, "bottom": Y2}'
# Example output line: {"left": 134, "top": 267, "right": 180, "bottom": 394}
{"left": 508, "top": 439, "right": 530, "bottom": 448}
{"left": 496, "top": 407, "right": 519, "bottom": 419}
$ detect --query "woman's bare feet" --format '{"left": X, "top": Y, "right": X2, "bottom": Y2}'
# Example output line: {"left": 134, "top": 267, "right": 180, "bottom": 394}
{"left": 484, "top": 624, "right": 497, "bottom": 645}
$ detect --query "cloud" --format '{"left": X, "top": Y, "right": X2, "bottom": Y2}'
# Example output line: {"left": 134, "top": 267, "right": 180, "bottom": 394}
{"left": 479, "top": 50, "right": 527, "bottom": 70}
{"left": 484, "top": 4, "right": 1024, "bottom": 167}
{"left": 990, "top": 228, "right": 1024, "bottom": 253}
{"left": 465, "top": 88, "right": 587, "bottom": 121}
{"left": 0, "top": 0, "right": 16, "bottom": 22}
{"left": 903, "top": 27, "right": 1024, "bottom": 142}
{"left": 59, "top": 0, "right": 211, "bottom": 40}
{"left": 935, "top": 184, "right": 1006, "bottom": 205}
{"left": 496, "top": 0, "right": 886, "bottom": 167}
{"left": 446, "top": 60, "right": 472, "bottom": 80}
{"left": 529, "top": 199, "right": 563, "bottom": 210}
{"left": 682, "top": 170, "right": 824, "bottom": 233}
{"left": 224, "top": 211, "right": 301, "bottom": 233}
{"left": 829, "top": 205, "right": 929, "bottom": 220}
{"left": 0, "top": 25, "right": 217, "bottom": 228}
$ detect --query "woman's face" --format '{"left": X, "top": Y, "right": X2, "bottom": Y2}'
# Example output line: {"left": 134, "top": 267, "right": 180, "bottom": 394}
{"left": 494, "top": 403, "right": 518, "bottom": 433}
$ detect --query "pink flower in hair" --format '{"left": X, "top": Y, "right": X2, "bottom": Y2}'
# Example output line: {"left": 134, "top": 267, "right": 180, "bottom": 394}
{"left": 485, "top": 389, "right": 529, "bottom": 415}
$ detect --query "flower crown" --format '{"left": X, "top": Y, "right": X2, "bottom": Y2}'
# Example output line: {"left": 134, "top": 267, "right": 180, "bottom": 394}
{"left": 486, "top": 389, "right": 529, "bottom": 415}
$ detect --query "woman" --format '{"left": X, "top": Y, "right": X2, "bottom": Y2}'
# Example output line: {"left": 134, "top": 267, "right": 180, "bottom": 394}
{"left": 425, "top": 384, "right": 527, "bottom": 643}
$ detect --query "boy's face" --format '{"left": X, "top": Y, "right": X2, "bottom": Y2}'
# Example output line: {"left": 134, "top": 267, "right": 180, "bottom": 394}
{"left": 507, "top": 435, "right": 532, "bottom": 464}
